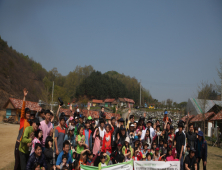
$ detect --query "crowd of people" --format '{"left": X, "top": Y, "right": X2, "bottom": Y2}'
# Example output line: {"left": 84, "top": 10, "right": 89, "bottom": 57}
{"left": 14, "top": 89, "right": 207, "bottom": 170}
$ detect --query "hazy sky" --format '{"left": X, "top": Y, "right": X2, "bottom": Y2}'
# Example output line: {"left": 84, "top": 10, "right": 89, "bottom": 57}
{"left": 0, "top": 0, "right": 222, "bottom": 103}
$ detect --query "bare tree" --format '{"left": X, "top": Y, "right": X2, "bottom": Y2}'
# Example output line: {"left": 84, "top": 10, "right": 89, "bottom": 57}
{"left": 197, "top": 81, "right": 211, "bottom": 135}
{"left": 215, "top": 58, "right": 222, "bottom": 100}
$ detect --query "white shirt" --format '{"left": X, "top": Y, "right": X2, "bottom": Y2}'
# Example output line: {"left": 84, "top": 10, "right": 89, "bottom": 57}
{"left": 99, "top": 127, "right": 105, "bottom": 139}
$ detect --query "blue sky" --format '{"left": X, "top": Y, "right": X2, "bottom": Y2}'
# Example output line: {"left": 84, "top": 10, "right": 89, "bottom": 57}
{"left": 0, "top": 0, "right": 222, "bottom": 103}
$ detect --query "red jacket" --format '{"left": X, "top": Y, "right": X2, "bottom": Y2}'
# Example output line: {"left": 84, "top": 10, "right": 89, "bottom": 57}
{"left": 101, "top": 126, "right": 114, "bottom": 154}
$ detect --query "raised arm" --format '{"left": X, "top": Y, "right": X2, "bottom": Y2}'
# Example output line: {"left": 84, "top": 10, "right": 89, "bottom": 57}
{"left": 21, "top": 88, "right": 28, "bottom": 119}
{"left": 56, "top": 105, "right": 61, "bottom": 121}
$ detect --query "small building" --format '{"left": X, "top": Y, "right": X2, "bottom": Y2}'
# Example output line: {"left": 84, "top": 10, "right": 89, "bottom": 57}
{"left": 117, "top": 98, "right": 127, "bottom": 107}
{"left": 186, "top": 98, "right": 222, "bottom": 116}
{"left": 190, "top": 112, "right": 215, "bottom": 136}
{"left": 124, "top": 98, "right": 135, "bottom": 108}
{"left": 104, "top": 99, "right": 115, "bottom": 107}
{"left": 3, "top": 98, "right": 42, "bottom": 122}
{"left": 210, "top": 110, "right": 222, "bottom": 132}
{"left": 91, "top": 99, "right": 104, "bottom": 107}
{"left": 111, "top": 100, "right": 118, "bottom": 107}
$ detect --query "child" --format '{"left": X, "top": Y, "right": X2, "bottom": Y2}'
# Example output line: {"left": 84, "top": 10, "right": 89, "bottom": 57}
{"left": 86, "top": 150, "right": 99, "bottom": 166}
{"left": 32, "top": 162, "right": 40, "bottom": 170}
{"left": 132, "top": 147, "right": 143, "bottom": 161}
{"left": 30, "top": 129, "right": 43, "bottom": 155}
{"left": 111, "top": 142, "right": 123, "bottom": 164}
{"left": 153, "top": 147, "right": 160, "bottom": 161}
{"left": 60, "top": 154, "right": 69, "bottom": 169}
{"left": 142, "top": 141, "right": 149, "bottom": 156}
{"left": 155, "top": 125, "right": 162, "bottom": 146}
{"left": 146, "top": 153, "right": 152, "bottom": 161}
{"left": 122, "top": 137, "right": 133, "bottom": 158}
{"left": 28, "top": 131, "right": 35, "bottom": 152}
{"left": 159, "top": 139, "right": 164, "bottom": 148}
{"left": 168, "top": 125, "right": 175, "bottom": 148}
{"left": 172, "top": 140, "right": 177, "bottom": 159}
{"left": 159, "top": 154, "right": 166, "bottom": 161}
{"left": 79, "top": 149, "right": 90, "bottom": 166}
{"left": 125, "top": 149, "right": 132, "bottom": 162}
{"left": 184, "top": 144, "right": 190, "bottom": 158}
{"left": 142, "top": 155, "right": 147, "bottom": 161}
{"left": 161, "top": 140, "right": 168, "bottom": 155}
{"left": 76, "top": 126, "right": 88, "bottom": 156}
{"left": 101, "top": 123, "right": 114, "bottom": 154}
{"left": 93, "top": 128, "right": 101, "bottom": 155}
{"left": 144, "top": 129, "right": 152, "bottom": 149}
{"left": 98, "top": 152, "right": 110, "bottom": 170}
{"left": 71, "top": 161, "right": 79, "bottom": 170}
{"left": 70, "top": 149, "right": 77, "bottom": 163}
{"left": 166, "top": 148, "right": 179, "bottom": 161}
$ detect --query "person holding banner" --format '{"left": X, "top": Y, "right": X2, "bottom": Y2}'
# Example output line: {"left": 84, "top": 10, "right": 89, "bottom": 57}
{"left": 98, "top": 152, "right": 110, "bottom": 170}
{"left": 184, "top": 147, "right": 197, "bottom": 170}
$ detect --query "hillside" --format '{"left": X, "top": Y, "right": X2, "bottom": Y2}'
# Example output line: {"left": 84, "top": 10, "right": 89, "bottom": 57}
{"left": 0, "top": 36, "right": 46, "bottom": 109}
{"left": 0, "top": 37, "right": 154, "bottom": 109}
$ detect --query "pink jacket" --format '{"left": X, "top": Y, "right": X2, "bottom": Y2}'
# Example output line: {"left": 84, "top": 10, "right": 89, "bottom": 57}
{"left": 93, "top": 129, "right": 101, "bottom": 155}
{"left": 166, "top": 155, "right": 179, "bottom": 161}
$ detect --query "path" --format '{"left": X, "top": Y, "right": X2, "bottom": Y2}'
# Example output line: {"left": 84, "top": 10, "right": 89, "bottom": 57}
{"left": 0, "top": 123, "right": 19, "bottom": 169}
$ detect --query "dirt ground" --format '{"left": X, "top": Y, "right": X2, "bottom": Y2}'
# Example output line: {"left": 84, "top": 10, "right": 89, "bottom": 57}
{"left": 0, "top": 123, "right": 19, "bottom": 169}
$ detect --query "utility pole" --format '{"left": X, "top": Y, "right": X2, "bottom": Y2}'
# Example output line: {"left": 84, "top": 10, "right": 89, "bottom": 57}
{"left": 221, "top": 79, "right": 222, "bottom": 101}
{"left": 140, "top": 79, "right": 141, "bottom": 106}
{"left": 51, "top": 81, "right": 54, "bottom": 110}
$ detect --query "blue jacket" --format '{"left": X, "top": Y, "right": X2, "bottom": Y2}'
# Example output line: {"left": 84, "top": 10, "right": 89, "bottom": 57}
{"left": 26, "top": 152, "right": 47, "bottom": 170}
{"left": 56, "top": 151, "right": 72, "bottom": 165}
{"left": 195, "top": 137, "right": 207, "bottom": 161}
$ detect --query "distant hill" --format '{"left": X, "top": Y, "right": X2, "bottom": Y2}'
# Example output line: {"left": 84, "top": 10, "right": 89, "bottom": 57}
{"left": 0, "top": 36, "right": 46, "bottom": 109}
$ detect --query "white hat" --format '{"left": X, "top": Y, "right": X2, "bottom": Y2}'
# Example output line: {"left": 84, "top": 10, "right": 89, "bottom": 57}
{"left": 130, "top": 124, "right": 135, "bottom": 127}
{"left": 125, "top": 137, "right": 130, "bottom": 143}
{"left": 77, "top": 108, "right": 80, "bottom": 112}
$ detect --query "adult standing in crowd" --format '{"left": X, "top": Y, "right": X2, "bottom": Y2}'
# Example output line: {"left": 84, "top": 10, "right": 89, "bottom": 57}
{"left": 175, "top": 121, "right": 185, "bottom": 170}
{"left": 14, "top": 88, "right": 30, "bottom": 170}
{"left": 195, "top": 131, "right": 207, "bottom": 170}
{"left": 19, "top": 118, "right": 40, "bottom": 170}
{"left": 39, "top": 109, "right": 53, "bottom": 151}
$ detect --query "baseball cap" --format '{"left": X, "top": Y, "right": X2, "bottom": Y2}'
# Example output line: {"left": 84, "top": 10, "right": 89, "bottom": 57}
{"left": 77, "top": 108, "right": 80, "bottom": 112}
{"left": 88, "top": 116, "right": 92, "bottom": 120}
{"left": 164, "top": 111, "right": 168, "bottom": 114}
{"left": 117, "top": 142, "right": 122, "bottom": 146}
{"left": 197, "top": 131, "right": 203, "bottom": 137}
{"left": 70, "top": 117, "right": 74, "bottom": 121}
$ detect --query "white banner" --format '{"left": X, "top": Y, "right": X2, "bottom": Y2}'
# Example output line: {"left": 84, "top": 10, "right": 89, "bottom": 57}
{"left": 134, "top": 161, "right": 180, "bottom": 170}
{"left": 81, "top": 160, "right": 133, "bottom": 170}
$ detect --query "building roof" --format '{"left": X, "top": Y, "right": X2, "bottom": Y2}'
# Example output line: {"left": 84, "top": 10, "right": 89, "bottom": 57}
{"left": 187, "top": 98, "right": 222, "bottom": 116}
{"left": 111, "top": 101, "right": 118, "bottom": 105}
{"left": 181, "top": 115, "right": 195, "bottom": 122}
{"left": 210, "top": 110, "right": 222, "bottom": 121}
{"left": 124, "top": 98, "right": 135, "bottom": 104}
{"left": 190, "top": 112, "right": 215, "bottom": 122}
{"left": 3, "top": 98, "right": 42, "bottom": 111}
{"left": 92, "top": 99, "right": 104, "bottom": 104}
{"left": 118, "top": 98, "right": 125, "bottom": 102}
{"left": 104, "top": 99, "right": 115, "bottom": 103}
